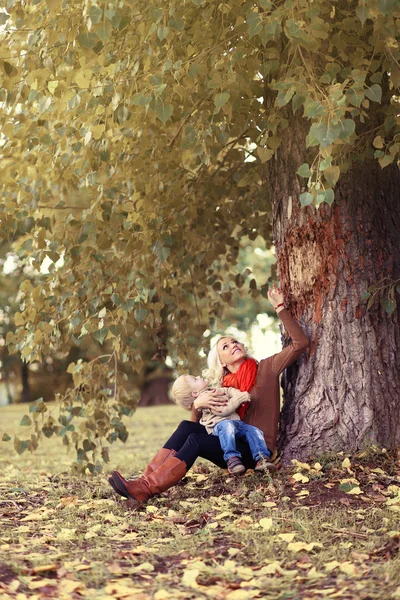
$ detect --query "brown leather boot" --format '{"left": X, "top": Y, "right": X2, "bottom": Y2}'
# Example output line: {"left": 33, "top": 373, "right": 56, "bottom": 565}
{"left": 110, "top": 456, "right": 187, "bottom": 505}
{"left": 112, "top": 448, "right": 177, "bottom": 486}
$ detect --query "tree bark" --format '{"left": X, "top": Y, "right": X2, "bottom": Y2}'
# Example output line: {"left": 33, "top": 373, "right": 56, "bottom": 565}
{"left": 267, "top": 126, "right": 400, "bottom": 461}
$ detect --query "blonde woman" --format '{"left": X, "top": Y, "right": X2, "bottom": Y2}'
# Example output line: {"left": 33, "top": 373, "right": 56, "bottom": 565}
{"left": 108, "top": 285, "right": 309, "bottom": 507}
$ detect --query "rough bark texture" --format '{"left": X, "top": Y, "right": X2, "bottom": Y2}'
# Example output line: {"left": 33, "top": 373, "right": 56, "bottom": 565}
{"left": 267, "top": 123, "right": 400, "bottom": 462}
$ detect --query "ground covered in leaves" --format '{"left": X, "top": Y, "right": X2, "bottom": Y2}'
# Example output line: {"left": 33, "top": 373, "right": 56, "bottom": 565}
{"left": 1, "top": 404, "right": 400, "bottom": 600}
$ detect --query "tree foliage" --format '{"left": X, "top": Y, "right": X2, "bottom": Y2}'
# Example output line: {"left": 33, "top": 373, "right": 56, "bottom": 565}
{"left": 1, "top": 0, "right": 400, "bottom": 468}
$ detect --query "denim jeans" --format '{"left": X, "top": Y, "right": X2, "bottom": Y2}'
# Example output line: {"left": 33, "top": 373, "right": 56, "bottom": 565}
{"left": 212, "top": 419, "right": 271, "bottom": 462}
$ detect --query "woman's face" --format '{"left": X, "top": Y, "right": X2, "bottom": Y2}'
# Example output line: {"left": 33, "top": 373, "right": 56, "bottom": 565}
{"left": 217, "top": 337, "right": 247, "bottom": 370}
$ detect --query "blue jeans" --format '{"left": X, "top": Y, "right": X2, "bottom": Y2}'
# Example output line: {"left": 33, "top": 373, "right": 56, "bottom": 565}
{"left": 212, "top": 419, "right": 271, "bottom": 463}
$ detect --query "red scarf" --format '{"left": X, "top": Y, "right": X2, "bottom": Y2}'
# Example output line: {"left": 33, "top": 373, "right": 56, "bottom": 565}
{"left": 222, "top": 358, "right": 258, "bottom": 418}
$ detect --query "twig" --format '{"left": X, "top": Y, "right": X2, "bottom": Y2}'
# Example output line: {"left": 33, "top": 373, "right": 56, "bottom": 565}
{"left": 168, "top": 100, "right": 203, "bottom": 148}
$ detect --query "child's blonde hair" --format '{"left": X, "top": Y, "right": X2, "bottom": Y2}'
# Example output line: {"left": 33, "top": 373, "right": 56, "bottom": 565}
{"left": 170, "top": 375, "right": 194, "bottom": 411}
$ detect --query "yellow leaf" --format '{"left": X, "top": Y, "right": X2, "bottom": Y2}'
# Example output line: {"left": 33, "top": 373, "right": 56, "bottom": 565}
{"left": 259, "top": 517, "right": 273, "bottom": 530}
{"left": 257, "top": 146, "right": 273, "bottom": 163}
{"left": 347, "top": 486, "right": 363, "bottom": 495}
{"left": 154, "top": 591, "right": 172, "bottom": 600}
{"left": 291, "top": 459, "right": 311, "bottom": 470}
{"left": 292, "top": 473, "right": 309, "bottom": 483}
{"left": 278, "top": 533, "right": 296, "bottom": 542}
{"left": 339, "top": 561, "right": 357, "bottom": 575}
{"left": 181, "top": 568, "right": 199, "bottom": 588}
{"left": 214, "top": 511, "right": 233, "bottom": 520}
{"left": 133, "top": 562, "right": 154, "bottom": 572}
{"left": 48, "top": 80, "right": 58, "bottom": 95}
{"left": 57, "top": 528, "right": 76, "bottom": 541}
{"left": 324, "top": 560, "right": 341, "bottom": 572}
{"left": 308, "top": 567, "right": 325, "bottom": 579}
{"left": 262, "top": 501, "right": 276, "bottom": 507}
{"left": 227, "top": 590, "right": 259, "bottom": 600}
{"left": 74, "top": 69, "right": 93, "bottom": 89}
{"left": 341, "top": 457, "right": 351, "bottom": 469}
{"left": 287, "top": 541, "right": 323, "bottom": 553}
{"left": 297, "top": 490, "right": 310, "bottom": 497}
{"left": 92, "top": 124, "right": 105, "bottom": 140}
{"left": 313, "top": 462, "right": 323, "bottom": 471}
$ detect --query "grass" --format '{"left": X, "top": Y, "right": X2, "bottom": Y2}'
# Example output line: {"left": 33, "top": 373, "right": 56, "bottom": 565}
{"left": 1, "top": 403, "right": 400, "bottom": 599}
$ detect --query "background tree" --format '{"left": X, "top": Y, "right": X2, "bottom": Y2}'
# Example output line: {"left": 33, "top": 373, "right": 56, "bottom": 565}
{"left": 1, "top": 0, "right": 399, "bottom": 465}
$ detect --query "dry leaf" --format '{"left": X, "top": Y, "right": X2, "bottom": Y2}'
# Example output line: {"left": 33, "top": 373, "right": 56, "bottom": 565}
{"left": 292, "top": 473, "right": 309, "bottom": 483}
{"left": 277, "top": 533, "right": 296, "bottom": 542}
{"left": 259, "top": 517, "right": 273, "bottom": 530}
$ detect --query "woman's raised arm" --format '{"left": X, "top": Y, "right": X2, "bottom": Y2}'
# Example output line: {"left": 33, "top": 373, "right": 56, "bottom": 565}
{"left": 266, "top": 284, "right": 309, "bottom": 375}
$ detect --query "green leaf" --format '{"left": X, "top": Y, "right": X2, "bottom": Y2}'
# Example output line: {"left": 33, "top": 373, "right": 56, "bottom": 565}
{"left": 152, "top": 240, "right": 170, "bottom": 261}
{"left": 157, "top": 26, "right": 169, "bottom": 41}
{"left": 95, "top": 22, "right": 112, "bottom": 42}
{"left": 338, "top": 119, "right": 355, "bottom": 140}
{"left": 324, "top": 165, "right": 340, "bottom": 186}
{"left": 381, "top": 298, "right": 396, "bottom": 315}
{"left": 319, "top": 156, "right": 332, "bottom": 171}
{"left": 339, "top": 482, "right": 359, "bottom": 493}
{"left": 20, "top": 415, "right": 32, "bottom": 426}
{"left": 92, "top": 327, "right": 108, "bottom": 344}
{"left": 134, "top": 308, "right": 148, "bottom": 323}
{"left": 307, "top": 122, "right": 340, "bottom": 148}
{"left": 297, "top": 163, "right": 312, "bottom": 178}
{"left": 77, "top": 31, "right": 98, "bottom": 49}
{"left": 214, "top": 92, "right": 230, "bottom": 110}
{"left": 377, "top": 0, "right": 396, "bottom": 14}
{"left": 316, "top": 189, "right": 334, "bottom": 206}
{"left": 378, "top": 155, "right": 393, "bottom": 168}
{"left": 300, "top": 192, "right": 314, "bottom": 206}
{"left": 2, "top": 433, "right": 11, "bottom": 442}
{"left": 168, "top": 18, "right": 185, "bottom": 30}
{"left": 155, "top": 104, "right": 173, "bottom": 123}
{"left": 347, "top": 87, "right": 364, "bottom": 107}
{"left": 132, "top": 92, "right": 152, "bottom": 106}
{"left": 77, "top": 448, "right": 88, "bottom": 463}
{"left": 365, "top": 84, "right": 382, "bottom": 103}
{"left": 356, "top": 5, "right": 369, "bottom": 25}
{"left": 89, "top": 6, "right": 103, "bottom": 24}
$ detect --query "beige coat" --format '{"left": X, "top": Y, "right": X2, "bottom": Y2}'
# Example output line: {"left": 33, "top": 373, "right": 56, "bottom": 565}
{"left": 199, "top": 387, "right": 251, "bottom": 434}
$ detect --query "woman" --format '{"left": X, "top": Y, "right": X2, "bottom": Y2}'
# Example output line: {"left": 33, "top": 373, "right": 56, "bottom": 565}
{"left": 108, "top": 285, "right": 309, "bottom": 507}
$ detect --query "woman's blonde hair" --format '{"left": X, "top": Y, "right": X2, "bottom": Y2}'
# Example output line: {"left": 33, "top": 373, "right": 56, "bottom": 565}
{"left": 170, "top": 375, "right": 194, "bottom": 411}
{"left": 202, "top": 335, "right": 234, "bottom": 386}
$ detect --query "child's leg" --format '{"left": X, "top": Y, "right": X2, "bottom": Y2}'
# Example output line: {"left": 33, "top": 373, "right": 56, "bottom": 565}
{"left": 212, "top": 420, "right": 242, "bottom": 462}
{"left": 235, "top": 422, "right": 271, "bottom": 462}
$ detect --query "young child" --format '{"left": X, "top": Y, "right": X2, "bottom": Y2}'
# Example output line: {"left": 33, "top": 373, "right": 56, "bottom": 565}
{"left": 170, "top": 374, "right": 276, "bottom": 474}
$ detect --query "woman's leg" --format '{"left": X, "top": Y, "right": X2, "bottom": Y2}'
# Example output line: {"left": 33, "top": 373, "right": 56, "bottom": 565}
{"left": 174, "top": 431, "right": 255, "bottom": 470}
{"left": 163, "top": 420, "right": 207, "bottom": 452}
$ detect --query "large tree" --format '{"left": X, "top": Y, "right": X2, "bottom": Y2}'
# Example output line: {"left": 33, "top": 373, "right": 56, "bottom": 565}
{"left": 1, "top": 0, "right": 399, "bottom": 464}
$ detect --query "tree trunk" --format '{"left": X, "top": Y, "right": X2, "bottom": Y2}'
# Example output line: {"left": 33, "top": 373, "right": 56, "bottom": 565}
{"left": 267, "top": 127, "right": 400, "bottom": 461}
{"left": 20, "top": 358, "right": 31, "bottom": 403}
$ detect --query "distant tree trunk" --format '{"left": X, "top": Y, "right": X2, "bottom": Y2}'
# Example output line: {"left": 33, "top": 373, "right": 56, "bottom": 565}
{"left": 20, "top": 358, "right": 31, "bottom": 403}
{"left": 139, "top": 375, "right": 173, "bottom": 407}
{"left": 266, "top": 120, "right": 400, "bottom": 461}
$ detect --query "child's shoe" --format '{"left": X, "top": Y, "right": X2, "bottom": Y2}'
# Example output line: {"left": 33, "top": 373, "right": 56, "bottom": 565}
{"left": 227, "top": 457, "right": 246, "bottom": 474}
{"left": 255, "top": 456, "right": 277, "bottom": 472}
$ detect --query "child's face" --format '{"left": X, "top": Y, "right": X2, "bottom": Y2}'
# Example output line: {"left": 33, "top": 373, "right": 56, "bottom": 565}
{"left": 186, "top": 375, "right": 208, "bottom": 396}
